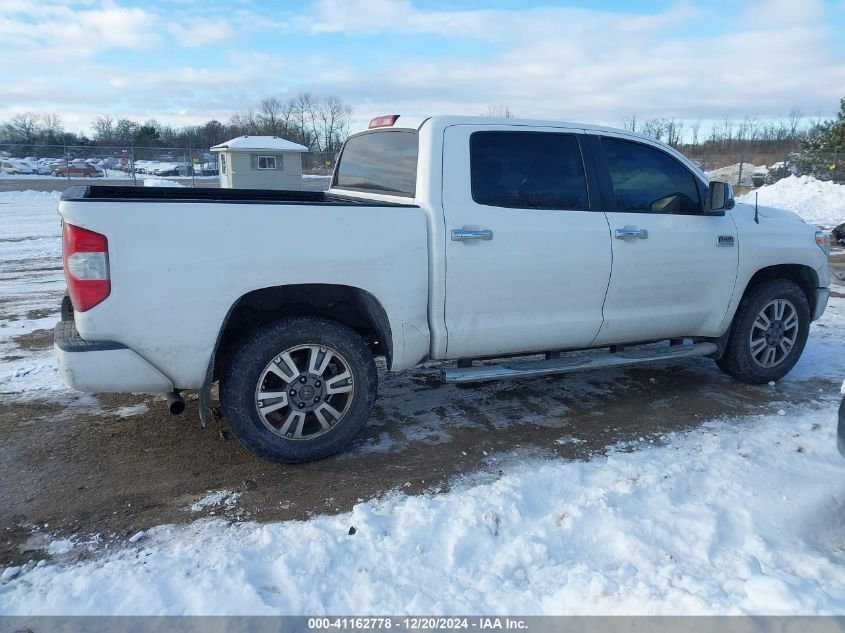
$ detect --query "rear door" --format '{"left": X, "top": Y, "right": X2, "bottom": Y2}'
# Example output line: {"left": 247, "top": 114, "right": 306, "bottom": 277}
{"left": 441, "top": 125, "right": 612, "bottom": 359}
{"left": 590, "top": 134, "right": 738, "bottom": 344}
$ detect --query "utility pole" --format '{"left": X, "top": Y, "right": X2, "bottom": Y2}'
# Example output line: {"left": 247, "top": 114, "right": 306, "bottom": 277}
{"left": 64, "top": 142, "right": 70, "bottom": 185}
{"left": 130, "top": 140, "right": 136, "bottom": 186}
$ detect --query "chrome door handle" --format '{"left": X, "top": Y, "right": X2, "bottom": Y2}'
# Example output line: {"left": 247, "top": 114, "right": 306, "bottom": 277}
{"left": 615, "top": 228, "right": 648, "bottom": 240}
{"left": 451, "top": 228, "right": 493, "bottom": 241}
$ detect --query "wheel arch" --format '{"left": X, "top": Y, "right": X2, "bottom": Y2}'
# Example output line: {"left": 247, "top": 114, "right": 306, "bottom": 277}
{"left": 197, "top": 284, "right": 392, "bottom": 427}
{"left": 215, "top": 284, "right": 393, "bottom": 377}
{"left": 739, "top": 264, "right": 819, "bottom": 313}
{"left": 712, "top": 263, "right": 819, "bottom": 361}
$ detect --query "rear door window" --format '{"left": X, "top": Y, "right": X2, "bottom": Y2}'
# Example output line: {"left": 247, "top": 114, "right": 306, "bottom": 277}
{"left": 601, "top": 137, "right": 702, "bottom": 214}
{"left": 335, "top": 130, "right": 418, "bottom": 197}
{"left": 470, "top": 132, "right": 589, "bottom": 210}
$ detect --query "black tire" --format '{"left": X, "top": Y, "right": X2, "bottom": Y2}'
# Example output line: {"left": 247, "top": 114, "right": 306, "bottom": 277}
{"left": 716, "top": 279, "right": 810, "bottom": 384}
{"left": 220, "top": 316, "right": 377, "bottom": 463}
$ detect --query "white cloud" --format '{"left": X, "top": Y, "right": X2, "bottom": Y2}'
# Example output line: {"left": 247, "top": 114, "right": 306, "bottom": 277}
{"left": 0, "top": 0, "right": 843, "bottom": 133}
{"left": 0, "top": 2, "right": 160, "bottom": 57}
{"left": 295, "top": 0, "right": 845, "bottom": 125}
{"left": 169, "top": 18, "right": 233, "bottom": 46}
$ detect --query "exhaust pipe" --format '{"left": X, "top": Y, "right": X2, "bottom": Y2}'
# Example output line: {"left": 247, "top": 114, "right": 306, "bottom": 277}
{"left": 165, "top": 391, "right": 185, "bottom": 416}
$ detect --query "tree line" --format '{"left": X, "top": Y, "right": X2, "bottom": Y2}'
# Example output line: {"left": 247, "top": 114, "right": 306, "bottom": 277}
{"left": 0, "top": 92, "right": 353, "bottom": 155}
{"left": 2, "top": 96, "right": 841, "bottom": 170}
{"left": 620, "top": 109, "right": 820, "bottom": 155}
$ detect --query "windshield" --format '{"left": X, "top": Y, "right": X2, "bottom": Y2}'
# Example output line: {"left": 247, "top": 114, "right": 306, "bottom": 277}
{"left": 334, "top": 130, "right": 418, "bottom": 197}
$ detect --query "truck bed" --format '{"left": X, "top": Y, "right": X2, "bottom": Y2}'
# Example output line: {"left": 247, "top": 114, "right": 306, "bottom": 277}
{"left": 61, "top": 185, "right": 417, "bottom": 207}
{"left": 58, "top": 184, "right": 431, "bottom": 388}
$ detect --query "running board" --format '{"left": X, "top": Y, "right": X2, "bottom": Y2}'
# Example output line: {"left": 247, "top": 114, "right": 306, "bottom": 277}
{"left": 443, "top": 342, "right": 718, "bottom": 383}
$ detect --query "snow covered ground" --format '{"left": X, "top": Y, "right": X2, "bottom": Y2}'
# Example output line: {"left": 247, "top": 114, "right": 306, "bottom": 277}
{"left": 737, "top": 176, "right": 845, "bottom": 229}
{"left": 0, "top": 191, "right": 69, "bottom": 403}
{"left": 2, "top": 404, "right": 845, "bottom": 615}
{"left": 1, "top": 185, "right": 845, "bottom": 615}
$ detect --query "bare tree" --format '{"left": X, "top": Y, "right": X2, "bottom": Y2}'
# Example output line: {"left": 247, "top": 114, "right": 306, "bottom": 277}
{"left": 40, "top": 113, "right": 63, "bottom": 140}
{"left": 787, "top": 108, "right": 804, "bottom": 140}
{"left": 3, "top": 112, "right": 41, "bottom": 144}
{"left": 664, "top": 118, "right": 684, "bottom": 148}
{"left": 316, "top": 96, "right": 352, "bottom": 153}
{"left": 113, "top": 118, "right": 139, "bottom": 143}
{"left": 621, "top": 114, "right": 638, "bottom": 133}
{"left": 689, "top": 120, "right": 702, "bottom": 149}
{"left": 485, "top": 104, "right": 514, "bottom": 118}
{"left": 93, "top": 115, "right": 115, "bottom": 144}
{"left": 229, "top": 108, "right": 260, "bottom": 136}
{"left": 290, "top": 92, "right": 316, "bottom": 148}
{"left": 640, "top": 118, "right": 667, "bottom": 142}
{"left": 258, "top": 97, "right": 285, "bottom": 136}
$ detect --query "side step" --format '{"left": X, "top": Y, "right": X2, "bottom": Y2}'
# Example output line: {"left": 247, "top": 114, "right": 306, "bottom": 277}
{"left": 443, "top": 341, "right": 718, "bottom": 383}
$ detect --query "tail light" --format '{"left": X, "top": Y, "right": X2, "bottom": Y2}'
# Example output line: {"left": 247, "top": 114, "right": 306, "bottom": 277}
{"left": 62, "top": 223, "right": 110, "bottom": 312}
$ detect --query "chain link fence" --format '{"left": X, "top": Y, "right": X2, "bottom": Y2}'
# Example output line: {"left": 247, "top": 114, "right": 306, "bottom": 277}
{"left": 0, "top": 143, "right": 338, "bottom": 187}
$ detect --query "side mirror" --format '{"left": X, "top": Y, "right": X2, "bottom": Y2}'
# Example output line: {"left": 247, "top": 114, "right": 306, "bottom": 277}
{"left": 708, "top": 181, "right": 735, "bottom": 212}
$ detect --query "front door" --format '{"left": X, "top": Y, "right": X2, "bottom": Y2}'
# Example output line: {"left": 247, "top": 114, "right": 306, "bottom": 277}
{"left": 442, "top": 125, "right": 612, "bottom": 359}
{"left": 591, "top": 134, "right": 739, "bottom": 344}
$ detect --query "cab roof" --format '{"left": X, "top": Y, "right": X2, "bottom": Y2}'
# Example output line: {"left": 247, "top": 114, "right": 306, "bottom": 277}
{"left": 377, "top": 114, "right": 629, "bottom": 135}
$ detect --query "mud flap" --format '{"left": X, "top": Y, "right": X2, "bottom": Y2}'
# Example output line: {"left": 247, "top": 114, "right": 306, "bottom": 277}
{"left": 706, "top": 327, "right": 733, "bottom": 361}
{"left": 198, "top": 359, "right": 213, "bottom": 428}
{"left": 198, "top": 366, "right": 214, "bottom": 428}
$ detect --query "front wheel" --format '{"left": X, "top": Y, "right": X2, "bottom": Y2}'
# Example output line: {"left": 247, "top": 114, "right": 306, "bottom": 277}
{"left": 220, "top": 317, "right": 377, "bottom": 463}
{"left": 717, "top": 279, "right": 810, "bottom": 384}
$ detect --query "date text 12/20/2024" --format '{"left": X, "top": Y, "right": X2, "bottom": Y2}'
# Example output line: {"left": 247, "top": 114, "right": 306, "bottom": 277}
{"left": 308, "top": 618, "right": 529, "bottom": 630}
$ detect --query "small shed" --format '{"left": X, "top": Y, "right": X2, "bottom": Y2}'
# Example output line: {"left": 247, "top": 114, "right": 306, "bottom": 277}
{"left": 210, "top": 135, "right": 309, "bottom": 190}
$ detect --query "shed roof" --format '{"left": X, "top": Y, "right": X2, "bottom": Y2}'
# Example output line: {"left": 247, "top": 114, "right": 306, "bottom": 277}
{"left": 210, "top": 135, "right": 309, "bottom": 153}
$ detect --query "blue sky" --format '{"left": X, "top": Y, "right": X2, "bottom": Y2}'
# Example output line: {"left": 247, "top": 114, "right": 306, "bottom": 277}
{"left": 2, "top": 0, "right": 844, "bottom": 133}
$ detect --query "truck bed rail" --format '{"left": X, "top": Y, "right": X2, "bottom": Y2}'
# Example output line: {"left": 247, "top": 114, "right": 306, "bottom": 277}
{"left": 60, "top": 185, "right": 417, "bottom": 207}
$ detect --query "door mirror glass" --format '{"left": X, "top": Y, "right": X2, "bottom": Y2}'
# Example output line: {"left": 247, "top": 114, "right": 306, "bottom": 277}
{"left": 708, "top": 180, "right": 735, "bottom": 212}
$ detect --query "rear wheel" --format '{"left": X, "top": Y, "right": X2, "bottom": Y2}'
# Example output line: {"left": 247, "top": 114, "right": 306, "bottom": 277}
{"left": 716, "top": 279, "right": 810, "bottom": 384}
{"left": 221, "top": 317, "right": 377, "bottom": 463}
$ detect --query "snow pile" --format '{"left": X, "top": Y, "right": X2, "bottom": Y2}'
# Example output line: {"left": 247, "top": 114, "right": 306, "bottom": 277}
{"left": 737, "top": 176, "right": 845, "bottom": 228}
{"left": 115, "top": 404, "right": 149, "bottom": 418}
{"left": 705, "top": 162, "right": 767, "bottom": 187}
{"left": 189, "top": 490, "right": 242, "bottom": 513}
{"left": 2, "top": 405, "right": 845, "bottom": 615}
{"left": 0, "top": 191, "right": 68, "bottom": 401}
{"left": 143, "top": 178, "right": 185, "bottom": 188}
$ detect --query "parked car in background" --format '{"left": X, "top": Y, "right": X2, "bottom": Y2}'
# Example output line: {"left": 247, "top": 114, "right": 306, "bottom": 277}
{"left": 133, "top": 160, "right": 152, "bottom": 174}
{"left": 195, "top": 162, "right": 219, "bottom": 176}
{"left": 0, "top": 160, "right": 33, "bottom": 175}
{"left": 53, "top": 164, "right": 103, "bottom": 178}
{"left": 153, "top": 163, "right": 187, "bottom": 177}
{"left": 0, "top": 160, "right": 22, "bottom": 174}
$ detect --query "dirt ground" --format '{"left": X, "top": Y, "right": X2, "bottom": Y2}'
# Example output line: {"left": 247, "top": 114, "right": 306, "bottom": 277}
{"left": 1, "top": 349, "right": 838, "bottom": 567}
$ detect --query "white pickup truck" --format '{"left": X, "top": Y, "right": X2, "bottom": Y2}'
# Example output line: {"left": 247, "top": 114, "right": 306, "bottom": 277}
{"left": 55, "top": 115, "right": 831, "bottom": 463}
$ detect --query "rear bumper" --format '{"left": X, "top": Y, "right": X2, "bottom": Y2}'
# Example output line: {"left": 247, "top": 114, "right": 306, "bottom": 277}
{"left": 813, "top": 288, "right": 830, "bottom": 321}
{"left": 54, "top": 321, "right": 173, "bottom": 393}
